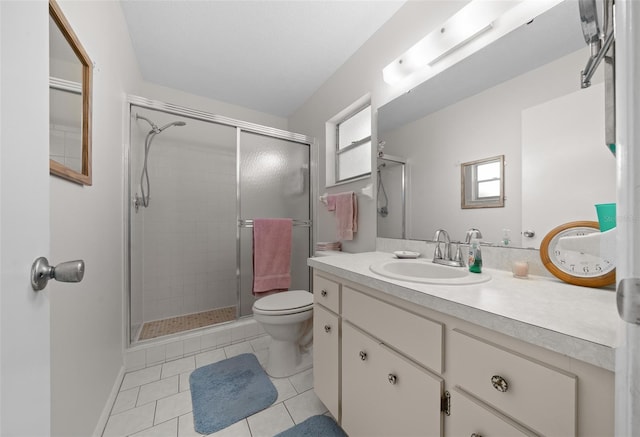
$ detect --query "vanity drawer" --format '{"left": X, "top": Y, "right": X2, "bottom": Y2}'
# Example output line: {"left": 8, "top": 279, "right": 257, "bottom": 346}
{"left": 342, "top": 286, "right": 443, "bottom": 374}
{"left": 447, "top": 386, "right": 538, "bottom": 437}
{"left": 313, "top": 274, "right": 340, "bottom": 313}
{"left": 449, "top": 329, "right": 577, "bottom": 437}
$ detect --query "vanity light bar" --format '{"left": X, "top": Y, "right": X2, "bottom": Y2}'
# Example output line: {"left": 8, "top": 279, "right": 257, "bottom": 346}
{"left": 383, "top": 0, "right": 523, "bottom": 85}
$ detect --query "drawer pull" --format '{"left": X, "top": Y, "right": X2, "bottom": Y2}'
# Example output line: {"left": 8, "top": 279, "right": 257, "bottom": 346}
{"left": 491, "top": 375, "right": 509, "bottom": 392}
{"left": 359, "top": 351, "right": 367, "bottom": 361}
{"left": 388, "top": 373, "right": 397, "bottom": 385}
{"left": 321, "top": 289, "right": 328, "bottom": 297}
{"left": 471, "top": 434, "right": 482, "bottom": 437}
{"left": 324, "top": 324, "right": 331, "bottom": 333}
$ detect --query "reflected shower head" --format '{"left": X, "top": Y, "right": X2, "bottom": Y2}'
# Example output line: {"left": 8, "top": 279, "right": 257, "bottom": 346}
{"left": 158, "top": 121, "right": 187, "bottom": 132}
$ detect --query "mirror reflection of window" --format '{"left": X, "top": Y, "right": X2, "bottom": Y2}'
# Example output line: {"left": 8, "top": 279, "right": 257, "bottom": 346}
{"left": 462, "top": 155, "right": 504, "bottom": 209}
{"left": 476, "top": 161, "right": 501, "bottom": 198}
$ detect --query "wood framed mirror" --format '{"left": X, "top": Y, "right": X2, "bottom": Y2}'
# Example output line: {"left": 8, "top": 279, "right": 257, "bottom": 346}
{"left": 49, "top": 0, "right": 92, "bottom": 185}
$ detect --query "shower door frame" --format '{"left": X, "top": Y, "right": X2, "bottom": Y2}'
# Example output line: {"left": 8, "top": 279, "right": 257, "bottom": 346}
{"left": 124, "top": 95, "right": 318, "bottom": 347}
{"left": 377, "top": 153, "right": 406, "bottom": 239}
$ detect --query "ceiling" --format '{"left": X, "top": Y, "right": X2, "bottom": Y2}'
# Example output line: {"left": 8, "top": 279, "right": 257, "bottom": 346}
{"left": 120, "top": 0, "right": 406, "bottom": 118}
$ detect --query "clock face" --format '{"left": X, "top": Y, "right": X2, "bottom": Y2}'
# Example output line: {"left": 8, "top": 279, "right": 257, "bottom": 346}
{"left": 540, "top": 221, "right": 616, "bottom": 287}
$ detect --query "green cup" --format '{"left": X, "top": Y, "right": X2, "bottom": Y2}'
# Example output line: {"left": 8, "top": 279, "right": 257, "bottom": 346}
{"left": 595, "top": 203, "right": 616, "bottom": 231}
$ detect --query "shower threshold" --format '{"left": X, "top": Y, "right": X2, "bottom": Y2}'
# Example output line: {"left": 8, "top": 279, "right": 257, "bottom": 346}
{"left": 137, "top": 306, "right": 236, "bottom": 341}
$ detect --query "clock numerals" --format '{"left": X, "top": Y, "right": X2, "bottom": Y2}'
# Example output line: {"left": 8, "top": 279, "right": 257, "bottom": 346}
{"left": 540, "top": 221, "right": 616, "bottom": 287}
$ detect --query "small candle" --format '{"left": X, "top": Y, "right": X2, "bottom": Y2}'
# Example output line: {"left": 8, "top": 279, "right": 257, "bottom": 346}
{"left": 512, "top": 261, "right": 529, "bottom": 278}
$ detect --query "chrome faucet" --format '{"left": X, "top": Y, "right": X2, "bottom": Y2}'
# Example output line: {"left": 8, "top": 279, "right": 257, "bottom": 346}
{"left": 433, "top": 229, "right": 465, "bottom": 267}
{"left": 465, "top": 228, "right": 483, "bottom": 244}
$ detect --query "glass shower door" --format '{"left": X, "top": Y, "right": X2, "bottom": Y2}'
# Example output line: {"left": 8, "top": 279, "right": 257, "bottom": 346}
{"left": 238, "top": 131, "right": 311, "bottom": 316}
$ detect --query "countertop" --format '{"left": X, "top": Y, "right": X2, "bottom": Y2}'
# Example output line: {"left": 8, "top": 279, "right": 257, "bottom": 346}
{"left": 308, "top": 251, "right": 618, "bottom": 371}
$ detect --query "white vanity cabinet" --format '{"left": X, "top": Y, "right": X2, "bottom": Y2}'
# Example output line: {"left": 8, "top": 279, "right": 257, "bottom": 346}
{"left": 312, "top": 274, "right": 340, "bottom": 420}
{"left": 311, "top": 270, "right": 614, "bottom": 437}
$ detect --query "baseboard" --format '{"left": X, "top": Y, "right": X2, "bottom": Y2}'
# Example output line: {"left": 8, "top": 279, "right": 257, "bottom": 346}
{"left": 93, "top": 365, "right": 125, "bottom": 437}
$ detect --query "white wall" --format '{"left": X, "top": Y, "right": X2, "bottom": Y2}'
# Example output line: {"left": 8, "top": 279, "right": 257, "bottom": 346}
{"left": 49, "top": 1, "right": 141, "bottom": 436}
{"left": 288, "top": 1, "right": 466, "bottom": 253}
{"left": 138, "top": 81, "right": 288, "bottom": 130}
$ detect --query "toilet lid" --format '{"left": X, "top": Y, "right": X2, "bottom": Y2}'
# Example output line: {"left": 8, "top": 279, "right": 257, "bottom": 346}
{"left": 253, "top": 290, "right": 313, "bottom": 312}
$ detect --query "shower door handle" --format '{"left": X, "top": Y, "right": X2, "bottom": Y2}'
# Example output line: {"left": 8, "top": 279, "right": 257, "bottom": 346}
{"left": 30, "top": 257, "right": 85, "bottom": 291}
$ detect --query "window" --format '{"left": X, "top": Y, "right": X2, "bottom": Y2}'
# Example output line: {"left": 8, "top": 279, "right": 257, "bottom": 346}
{"left": 335, "top": 105, "right": 371, "bottom": 182}
{"left": 461, "top": 155, "right": 505, "bottom": 208}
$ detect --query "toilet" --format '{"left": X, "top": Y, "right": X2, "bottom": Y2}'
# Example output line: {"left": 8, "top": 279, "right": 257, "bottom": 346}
{"left": 252, "top": 290, "right": 314, "bottom": 378}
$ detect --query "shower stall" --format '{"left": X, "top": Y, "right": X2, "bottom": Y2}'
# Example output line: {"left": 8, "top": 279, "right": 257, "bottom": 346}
{"left": 126, "top": 97, "right": 315, "bottom": 344}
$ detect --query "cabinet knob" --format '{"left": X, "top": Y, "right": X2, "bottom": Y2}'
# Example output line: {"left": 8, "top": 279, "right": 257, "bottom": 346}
{"left": 324, "top": 324, "right": 331, "bottom": 333}
{"left": 491, "top": 375, "right": 509, "bottom": 392}
{"left": 471, "top": 434, "right": 483, "bottom": 437}
{"left": 359, "top": 351, "right": 367, "bottom": 361}
{"left": 387, "top": 373, "right": 397, "bottom": 385}
{"left": 321, "top": 289, "right": 328, "bottom": 297}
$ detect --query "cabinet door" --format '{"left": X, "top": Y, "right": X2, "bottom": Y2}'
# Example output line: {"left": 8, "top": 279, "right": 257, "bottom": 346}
{"left": 447, "top": 387, "right": 538, "bottom": 437}
{"left": 342, "top": 322, "right": 443, "bottom": 437}
{"left": 313, "top": 304, "right": 339, "bottom": 419}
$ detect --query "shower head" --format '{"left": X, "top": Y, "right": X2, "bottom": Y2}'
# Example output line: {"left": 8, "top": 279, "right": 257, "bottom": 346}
{"left": 135, "top": 113, "right": 186, "bottom": 133}
{"left": 135, "top": 113, "right": 160, "bottom": 133}
{"left": 158, "top": 121, "right": 187, "bottom": 132}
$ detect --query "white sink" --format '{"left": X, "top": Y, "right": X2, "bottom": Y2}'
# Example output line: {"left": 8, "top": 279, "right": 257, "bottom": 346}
{"left": 369, "top": 259, "right": 491, "bottom": 285}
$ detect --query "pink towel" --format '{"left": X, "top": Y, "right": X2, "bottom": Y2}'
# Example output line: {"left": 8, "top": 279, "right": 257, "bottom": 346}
{"left": 252, "top": 218, "right": 292, "bottom": 294}
{"left": 326, "top": 192, "right": 358, "bottom": 241}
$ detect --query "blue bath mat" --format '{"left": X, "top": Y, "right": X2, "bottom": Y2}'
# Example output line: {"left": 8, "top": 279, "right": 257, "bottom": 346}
{"left": 189, "top": 353, "right": 277, "bottom": 434}
{"left": 275, "top": 415, "right": 347, "bottom": 437}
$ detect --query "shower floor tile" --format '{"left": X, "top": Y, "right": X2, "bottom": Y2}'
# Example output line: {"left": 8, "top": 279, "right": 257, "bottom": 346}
{"left": 138, "top": 307, "right": 236, "bottom": 341}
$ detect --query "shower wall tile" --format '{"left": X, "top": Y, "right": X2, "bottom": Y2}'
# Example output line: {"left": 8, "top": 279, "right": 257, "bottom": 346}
{"left": 125, "top": 349, "right": 147, "bottom": 372}
{"left": 125, "top": 319, "right": 262, "bottom": 371}
{"left": 165, "top": 341, "right": 184, "bottom": 361}
{"left": 139, "top": 139, "right": 238, "bottom": 323}
{"left": 183, "top": 337, "right": 201, "bottom": 356}
{"left": 146, "top": 345, "right": 166, "bottom": 366}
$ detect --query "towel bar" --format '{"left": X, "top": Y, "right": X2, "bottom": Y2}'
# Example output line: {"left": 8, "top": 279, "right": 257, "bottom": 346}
{"left": 238, "top": 219, "right": 312, "bottom": 228}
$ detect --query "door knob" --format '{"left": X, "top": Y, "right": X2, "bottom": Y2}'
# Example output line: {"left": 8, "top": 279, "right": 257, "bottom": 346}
{"left": 31, "top": 257, "right": 85, "bottom": 291}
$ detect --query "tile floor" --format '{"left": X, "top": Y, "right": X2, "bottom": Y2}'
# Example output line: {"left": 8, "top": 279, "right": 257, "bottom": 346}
{"left": 102, "top": 335, "right": 328, "bottom": 437}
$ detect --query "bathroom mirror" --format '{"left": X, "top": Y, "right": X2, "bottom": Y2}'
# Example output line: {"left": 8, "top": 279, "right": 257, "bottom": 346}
{"left": 49, "top": 0, "right": 93, "bottom": 185}
{"left": 377, "top": 0, "right": 616, "bottom": 248}
{"left": 461, "top": 155, "right": 504, "bottom": 209}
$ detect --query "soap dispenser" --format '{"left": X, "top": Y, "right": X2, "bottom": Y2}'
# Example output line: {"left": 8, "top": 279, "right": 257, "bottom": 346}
{"left": 468, "top": 237, "right": 482, "bottom": 273}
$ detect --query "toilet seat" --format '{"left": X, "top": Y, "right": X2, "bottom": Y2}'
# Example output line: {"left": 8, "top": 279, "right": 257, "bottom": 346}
{"left": 253, "top": 290, "right": 313, "bottom": 316}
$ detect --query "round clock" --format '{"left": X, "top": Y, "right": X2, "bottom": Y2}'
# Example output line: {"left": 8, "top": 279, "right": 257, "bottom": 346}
{"left": 539, "top": 221, "right": 616, "bottom": 287}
